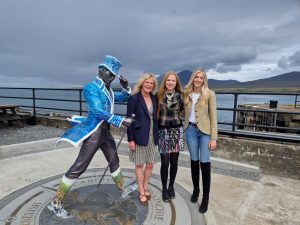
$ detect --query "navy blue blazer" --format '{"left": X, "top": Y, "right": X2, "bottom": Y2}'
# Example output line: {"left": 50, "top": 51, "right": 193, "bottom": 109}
{"left": 126, "top": 92, "right": 158, "bottom": 146}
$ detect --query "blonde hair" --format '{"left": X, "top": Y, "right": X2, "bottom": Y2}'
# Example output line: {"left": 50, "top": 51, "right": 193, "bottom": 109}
{"left": 132, "top": 73, "right": 158, "bottom": 95}
{"left": 157, "top": 71, "right": 183, "bottom": 117}
{"left": 184, "top": 69, "right": 210, "bottom": 104}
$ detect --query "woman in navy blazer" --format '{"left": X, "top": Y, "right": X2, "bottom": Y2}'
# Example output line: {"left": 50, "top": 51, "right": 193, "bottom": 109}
{"left": 127, "top": 92, "right": 159, "bottom": 145}
{"left": 126, "top": 74, "right": 158, "bottom": 206}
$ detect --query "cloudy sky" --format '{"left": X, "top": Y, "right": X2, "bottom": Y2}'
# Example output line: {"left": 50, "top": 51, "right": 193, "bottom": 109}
{"left": 0, "top": 0, "right": 300, "bottom": 87}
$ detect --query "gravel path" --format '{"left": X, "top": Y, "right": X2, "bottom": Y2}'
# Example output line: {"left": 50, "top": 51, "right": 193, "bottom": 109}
{"left": 0, "top": 124, "right": 65, "bottom": 146}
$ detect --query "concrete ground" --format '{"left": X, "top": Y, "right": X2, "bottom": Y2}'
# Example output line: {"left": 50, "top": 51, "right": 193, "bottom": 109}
{"left": 0, "top": 139, "right": 299, "bottom": 225}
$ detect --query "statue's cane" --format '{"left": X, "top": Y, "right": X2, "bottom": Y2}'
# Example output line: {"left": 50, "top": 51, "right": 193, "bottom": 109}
{"left": 96, "top": 114, "right": 135, "bottom": 189}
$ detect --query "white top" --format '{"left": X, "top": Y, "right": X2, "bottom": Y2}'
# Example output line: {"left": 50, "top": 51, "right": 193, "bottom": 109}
{"left": 189, "top": 92, "right": 201, "bottom": 123}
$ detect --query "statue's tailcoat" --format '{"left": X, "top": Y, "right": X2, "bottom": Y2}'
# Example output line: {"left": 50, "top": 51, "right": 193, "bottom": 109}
{"left": 58, "top": 77, "right": 130, "bottom": 147}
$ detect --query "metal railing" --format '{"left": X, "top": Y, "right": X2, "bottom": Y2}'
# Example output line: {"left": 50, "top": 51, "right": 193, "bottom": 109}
{"left": 296, "top": 94, "right": 300, "bottom": 108}
{"left": 0, "top": 87, "right": 85, "bottom": 116}
{"left": 216, "top": 92, "right": 300, "bottom": 143}
{"left": 0, "top": 87, "right": 299, "bottom": 143}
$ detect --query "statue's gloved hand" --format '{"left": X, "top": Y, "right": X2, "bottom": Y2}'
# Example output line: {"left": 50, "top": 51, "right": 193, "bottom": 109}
{"left": 122, "top": 117, "right": 133, "bottom": 127}
{"left": 119, "top": 75, "right": 129, "bottom": 90}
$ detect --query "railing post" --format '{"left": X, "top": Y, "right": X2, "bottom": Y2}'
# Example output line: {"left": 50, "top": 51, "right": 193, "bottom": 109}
{"left": 32, "top": 88, "right": 36, "bottom": 117}
{"left": 79, "top": 89, "right": 82, "bottom": 116}
{"left": 27, "top": 88, "right": 37, "bottom": 125}
{"left": 232, "top": 93, "right": 238, "bottom": 132}
{"left": 295, "top": 94, "right": 298, "bottom": 108}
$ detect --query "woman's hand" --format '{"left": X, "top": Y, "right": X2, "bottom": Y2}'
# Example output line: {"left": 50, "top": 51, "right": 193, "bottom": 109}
{"left": 209, "top": 140, "right": 217, "bottom": 151}
{"left": 129, "top": 141, "right": 136, "bottom": 152}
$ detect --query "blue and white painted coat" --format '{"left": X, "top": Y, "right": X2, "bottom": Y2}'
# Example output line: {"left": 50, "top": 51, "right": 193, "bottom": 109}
{"left": 57, "top": 76, "right": 131, "bottom": 147}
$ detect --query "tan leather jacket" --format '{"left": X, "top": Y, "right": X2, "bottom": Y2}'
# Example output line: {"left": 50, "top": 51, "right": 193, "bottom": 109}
{"left": 184, "top": 90, "right": 218, "bottom": 140}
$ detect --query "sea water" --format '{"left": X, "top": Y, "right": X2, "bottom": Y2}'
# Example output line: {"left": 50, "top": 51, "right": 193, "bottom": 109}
{"left": 0, "top": 89, "right": 296, "bottom": 129}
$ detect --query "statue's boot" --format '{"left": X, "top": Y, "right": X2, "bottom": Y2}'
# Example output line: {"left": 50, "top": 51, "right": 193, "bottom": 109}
{"left": 47, "top": 175, "right": 74, "bottom": 218}
{"left": 122, "top": 180, "right": 138, "bottom": 198}
{"left": 111, "top": 168, "right": 137, "bottom": 198}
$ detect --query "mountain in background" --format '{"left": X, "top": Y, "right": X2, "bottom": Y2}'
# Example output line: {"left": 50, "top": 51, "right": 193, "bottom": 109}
{"left": 156, "top": 71, "right": 300, "bottom": 88}
{"left": 237, "top": 71, "right": 300, "bottom": 88}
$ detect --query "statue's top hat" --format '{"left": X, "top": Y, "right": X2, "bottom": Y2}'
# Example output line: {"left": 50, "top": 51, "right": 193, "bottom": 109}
{"left": 98, "top": 55, "right": 122, "bottom": 78}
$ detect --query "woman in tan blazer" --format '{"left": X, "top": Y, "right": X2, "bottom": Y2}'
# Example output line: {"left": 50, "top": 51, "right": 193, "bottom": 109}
{"left": 184, "top": 69, "right": 217, "bottom": 214}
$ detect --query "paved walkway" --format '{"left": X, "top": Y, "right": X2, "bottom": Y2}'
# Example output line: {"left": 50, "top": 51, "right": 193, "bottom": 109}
{"left": 0, "top": 139, "right": 299, "bottom": 225}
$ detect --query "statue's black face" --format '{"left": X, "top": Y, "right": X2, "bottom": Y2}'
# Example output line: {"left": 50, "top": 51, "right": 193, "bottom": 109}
{"left": 99, "top": 67, "right": 116, "bottom": 85}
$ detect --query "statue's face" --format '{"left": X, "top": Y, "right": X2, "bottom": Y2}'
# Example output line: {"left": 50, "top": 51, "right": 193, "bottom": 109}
{"left": 99, "top": 67, "right": 116, "bottom": 84}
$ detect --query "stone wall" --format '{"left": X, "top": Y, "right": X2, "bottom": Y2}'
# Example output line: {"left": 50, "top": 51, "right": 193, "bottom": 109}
{"left": 213, "top": 136, "right": 300, "bottom": 179}
{"left": 36, "top": 116, "right": 72, "bottom": 130}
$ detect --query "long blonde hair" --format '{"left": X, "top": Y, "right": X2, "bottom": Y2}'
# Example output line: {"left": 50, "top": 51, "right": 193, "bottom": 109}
{"left": 184, "top": 69, "right": 210, "bottom": 104}
{"left": 157, "top": 71, "right": 183, "bottom": 116}
{"left": 132, "top": 73, "right": 158, "bottom": 95}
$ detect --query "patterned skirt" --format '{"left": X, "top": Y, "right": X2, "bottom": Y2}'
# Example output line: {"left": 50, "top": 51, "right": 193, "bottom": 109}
{"left": 129, "top": 142, "right": 159, "bottom": 165}
{"left": 158, "top": 126, "right": 184, "bottom": 153}
{"left": 129, "top": 112, "right": 159, "bottom": 165}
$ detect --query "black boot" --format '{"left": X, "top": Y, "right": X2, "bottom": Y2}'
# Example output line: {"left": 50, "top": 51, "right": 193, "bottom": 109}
{"left": 190, "top": 160, "right": 200, "bottom": 203}
{"left": 162, "top": 189, "right": 170, "bottom": 202}
{"left": 199, "top": 162, "right": 211, "bottom": 213}
{"left": 168, "top": 185, "right": 175, "bottom": 199}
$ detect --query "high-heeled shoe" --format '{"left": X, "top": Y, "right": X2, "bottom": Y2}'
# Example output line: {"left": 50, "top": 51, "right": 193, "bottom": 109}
{"left": 144, "top": 189, "right": 151, "bottom": 200}
{"left": 139, "top": 193, "right": 148, "bottom": 206}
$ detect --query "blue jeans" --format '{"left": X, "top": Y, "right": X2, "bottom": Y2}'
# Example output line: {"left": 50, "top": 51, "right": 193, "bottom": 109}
{"left": 185, "top": 125, "right": 211, "bottom": 162}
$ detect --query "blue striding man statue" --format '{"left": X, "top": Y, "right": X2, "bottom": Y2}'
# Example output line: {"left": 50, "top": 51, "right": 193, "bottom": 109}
{"left": 47, "top": 55, "right": 136, "bottom": 218}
